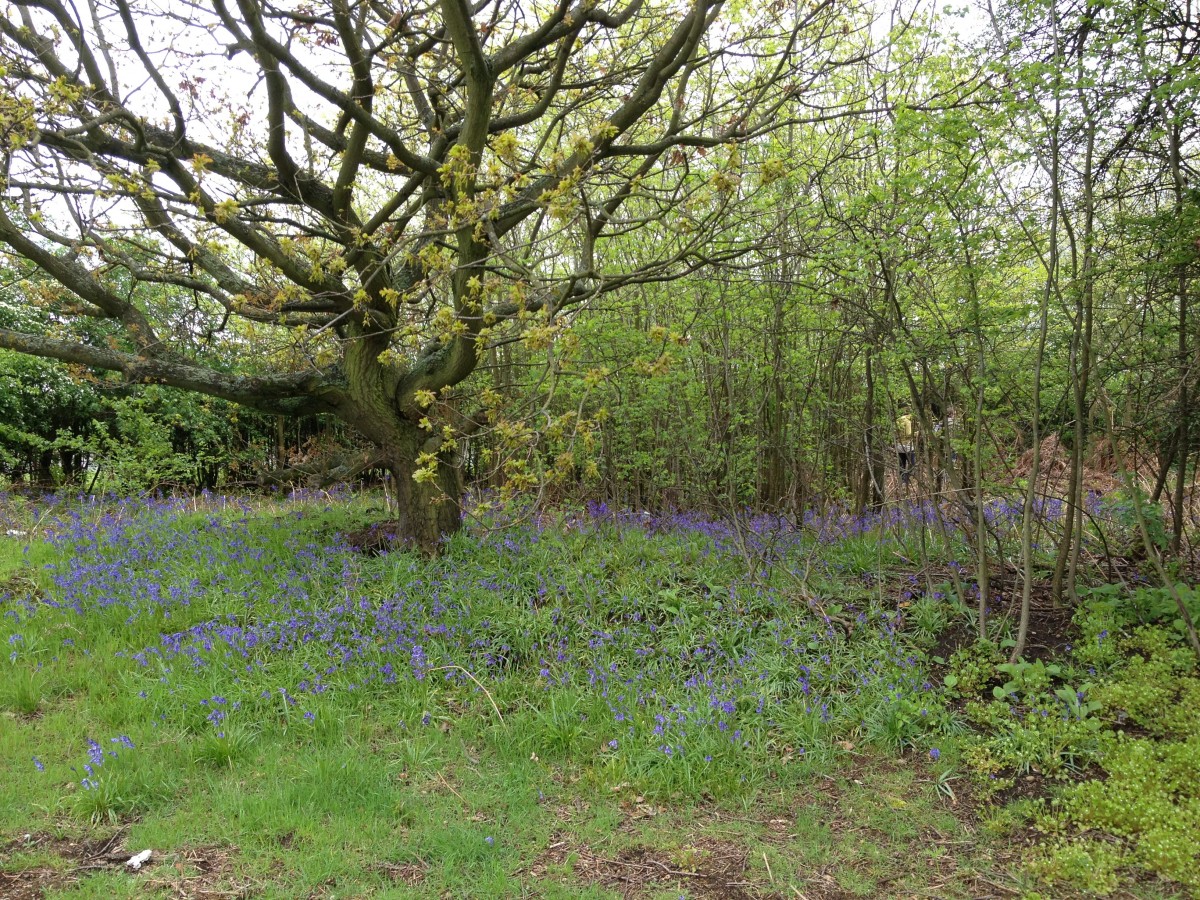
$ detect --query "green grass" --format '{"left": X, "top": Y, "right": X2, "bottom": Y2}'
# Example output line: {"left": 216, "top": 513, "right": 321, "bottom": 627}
{"left": 1, "top": 722, "right": 987, "bottom": 897}
{"left": 1, "top": 491, "right": 1195, "bottom": 897}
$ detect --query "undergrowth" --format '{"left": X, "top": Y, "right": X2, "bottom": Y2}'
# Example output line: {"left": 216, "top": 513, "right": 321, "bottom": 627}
{"left": 2, "top": 490, "right": 971, "bottom": 900}
{"left": 0, "top": 494, "right": 962, "bottom": 815}
{"left": 950, "top": 584, "right": 1200, "bottom": 897}
{"left": 3, "top": 488, "right": 1198, "bottom": 897}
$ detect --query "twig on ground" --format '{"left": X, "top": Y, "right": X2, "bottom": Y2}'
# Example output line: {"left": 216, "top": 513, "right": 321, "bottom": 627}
{"left": 428, "top": 665, "right": 505, "bottom": 725}
{"left": 91, "top": 826, "right": 128, "bottom": 859}
{"left": 436, "top": 770, "right": 467, "bottom": 804}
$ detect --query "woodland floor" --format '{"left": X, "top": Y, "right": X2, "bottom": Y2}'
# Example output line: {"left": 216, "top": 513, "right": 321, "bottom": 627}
{"left": 1, "top": 491, "right": 1196, "bottom": 899}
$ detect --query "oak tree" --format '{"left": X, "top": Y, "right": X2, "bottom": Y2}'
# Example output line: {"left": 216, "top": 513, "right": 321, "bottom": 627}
{"left": 0, "top": 0, "right": 845, "bottom": 547}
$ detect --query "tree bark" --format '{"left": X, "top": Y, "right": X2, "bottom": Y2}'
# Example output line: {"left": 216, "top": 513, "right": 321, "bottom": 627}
{"left": 386, "top": 432, "right": 464, "bottom": 554}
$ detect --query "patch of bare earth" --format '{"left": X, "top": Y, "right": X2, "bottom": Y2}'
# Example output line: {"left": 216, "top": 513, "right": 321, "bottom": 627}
{"left": 341, "top": 521, "right": 404, "bottom": 555}
{"left": 0, "top": 865, "right": 67, "bottom": 900}
{"left": 373, "top": 859, "right": 428, "bottom": 887}
{"left": 528, "top": 831, "right": 772, "bottom": 899}
{"left": 0, "top": 830, "right": 248, "bottom": 899}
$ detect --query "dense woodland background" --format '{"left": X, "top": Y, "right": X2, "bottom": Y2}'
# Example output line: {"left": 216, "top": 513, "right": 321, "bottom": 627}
{"left": 1, "top": 0, "right": 1197, "bottom": 546}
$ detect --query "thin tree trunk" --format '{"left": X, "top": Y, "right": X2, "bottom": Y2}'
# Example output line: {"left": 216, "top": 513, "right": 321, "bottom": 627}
{"left": 862, "top": 347, "right": 885, "bottom": 511}
{"left": 1013, "top": 21, "right": 1062, "bottom": 662}
{"left": 1067, "top": 112, "right": 1096, "bottom": 603}
{"left": 1168, "top": 118, "right": 1190, "bottom": 555}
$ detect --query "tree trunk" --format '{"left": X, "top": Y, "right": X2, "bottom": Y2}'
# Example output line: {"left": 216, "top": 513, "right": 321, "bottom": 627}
{"left": 861, "top": 347, "right": 884, "bottom": 511}
{"left": 383, "top": 427, "right": 464, "bottom": 553}
{"left": 341, "top": 340, "right": 465, "bottom": 553}
{"left": 36, "top": 448, "right": 56, "bottom": 487}
{"left": 61, "top": 449, "right": 79, "bottom": 479}
{"left": 1013, "top": 8, "right": 1061, "bottom": 662}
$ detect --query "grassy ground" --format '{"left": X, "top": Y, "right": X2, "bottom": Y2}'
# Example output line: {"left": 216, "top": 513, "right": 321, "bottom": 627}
{"left": 0, "top": 490, "right": 1196, "bottom": 898}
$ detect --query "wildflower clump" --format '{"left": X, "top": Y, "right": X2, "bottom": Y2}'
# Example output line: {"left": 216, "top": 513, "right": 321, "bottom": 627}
{"left": 6, "top": 493, "right": 956, "bottom": 808}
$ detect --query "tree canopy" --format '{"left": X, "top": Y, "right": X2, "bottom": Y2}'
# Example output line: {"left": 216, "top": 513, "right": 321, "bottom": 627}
{"left": 0, "top": 0, "right": 855, "bottom": 545}
{"left": 2, "top": 0, "right": 1198, "bottom": 567}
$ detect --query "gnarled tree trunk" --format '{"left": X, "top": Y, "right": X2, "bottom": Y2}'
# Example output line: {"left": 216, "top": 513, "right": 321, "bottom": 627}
{"left": 384, "top": 427, "right": 464, "bottom": 553}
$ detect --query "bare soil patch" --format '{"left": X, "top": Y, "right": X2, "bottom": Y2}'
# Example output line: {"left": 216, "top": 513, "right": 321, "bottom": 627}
{"left": 341, "top": 520, "right": 405, "bottom": 555}
{"left": 528, "top": 831, "right": 773, "bottom": 899}
{"left": 373, "top": 859, "right": 428, "bottom": 887}
{"left": 0, "top": 830, "right": 243, "bottom": 899}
